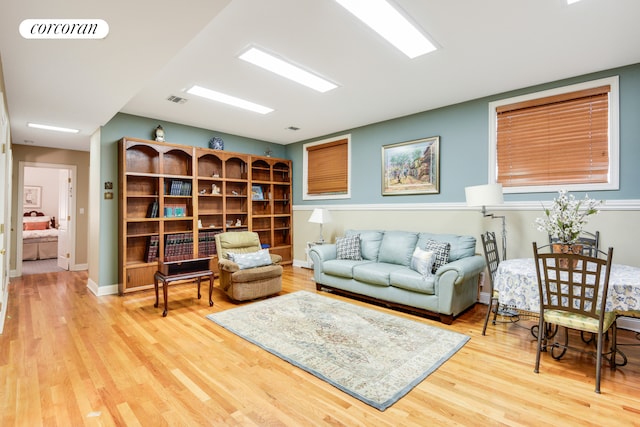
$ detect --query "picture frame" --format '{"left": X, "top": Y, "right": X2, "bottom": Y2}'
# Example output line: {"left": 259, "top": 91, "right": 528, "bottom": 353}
{"left": 381, "top": 136, "right": 440, "bottom": 195}
{"left": 251, "top": 185, "right": 264, "bottom": 200}
{"left": 23, "top": 185, "right": 42, "bottom": 208}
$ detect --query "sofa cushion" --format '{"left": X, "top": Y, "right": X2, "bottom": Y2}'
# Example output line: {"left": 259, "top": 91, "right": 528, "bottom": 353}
{"left": 336, "top": 235, "right": 362, "bottom": 260}
{"left": 346, "top": 229, "right": 383, "bottom": 261}
{"left": 423, "top": 239, "right": 451, "bottom": 273}
{"left": 417, "top": 233, "right": 476, "bottom": 262}
{"left": 323, "top": 259, "right": 373, "bottom": 279}
{"left": 390, "top": 268, "right": 436, "bottom": 295}
{"left": 410, "top": 248, "right": 435, "bottom": 277}
{"left": 377, "top": 231, "right": 418, "bottom": 266}
{"left": 353, "top": 262, "right": 403, "bottom": 286}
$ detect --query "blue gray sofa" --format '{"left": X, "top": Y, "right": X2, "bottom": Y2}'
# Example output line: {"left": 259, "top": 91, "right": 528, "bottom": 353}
{"left": 308, "top": 230, "right": 486, "bottom": 324}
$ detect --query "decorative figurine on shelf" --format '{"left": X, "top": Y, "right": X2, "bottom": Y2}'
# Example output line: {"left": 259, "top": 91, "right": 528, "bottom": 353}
{"left": 154, "top": 125, "right": 165, "bottom": 142}
{"left": 209, "top": 136, "right": 224, "bottom": 150}
{"left": 212, "top": 171, "right": 220, "bottom": 178}
{"left": 199, "top": 189, "right": 207, "bottom": 195}
{"left": 235, "top": 218, "right": 242, "bottom": 226}
{"left": 211, "top": 184, "right": 220, "bottom": 194}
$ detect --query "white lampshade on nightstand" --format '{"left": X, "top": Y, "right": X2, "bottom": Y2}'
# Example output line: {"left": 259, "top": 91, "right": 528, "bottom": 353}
{"left": 308, "top": 208, "right": 332, "bottom": 243}
{"left": 465, "top": 183, "right": 507, "bottom": 260}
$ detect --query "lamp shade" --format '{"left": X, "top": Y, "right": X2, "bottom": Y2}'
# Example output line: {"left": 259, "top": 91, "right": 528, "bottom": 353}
{"left": 465, "top": 183, "right": 504, "bottom": 207}
{"left": 308, "top": 208, "right": 332, "bottom": 224}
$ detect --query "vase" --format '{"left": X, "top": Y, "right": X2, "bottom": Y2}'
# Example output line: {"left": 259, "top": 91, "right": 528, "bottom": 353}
{"left": 551, "top": 243, "right": 583, "bottom": 268}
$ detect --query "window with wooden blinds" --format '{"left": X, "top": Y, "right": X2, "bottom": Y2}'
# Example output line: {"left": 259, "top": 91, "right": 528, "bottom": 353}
{"left": 306, "top": 138, "right": 348, "bottom": 194}
{"left": 489, "top": 76, "right": 619, "bottom": 193}
{"left": 303, "top": 135, "right": 351, "bottom": 200}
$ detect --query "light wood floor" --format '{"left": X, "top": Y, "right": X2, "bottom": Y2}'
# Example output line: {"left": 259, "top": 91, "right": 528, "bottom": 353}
{"left": 1, "top": 266, "right": 639, "bottom": 426}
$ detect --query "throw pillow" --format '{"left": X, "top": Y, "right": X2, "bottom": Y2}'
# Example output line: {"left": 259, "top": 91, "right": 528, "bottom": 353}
{"left": 410, "top": 247, "right": 435, "bottom": 277}
{"left": 336, "top": 235, "right": 362, "bottom": 260}
{"left": 227, "top": 249, "right": 272, "bottom": 270}
{"left": 24, "top": 221, "right": 49, "bottom": 230}
{"left": 423, "top": 239, "right": 451, "bottom": 273}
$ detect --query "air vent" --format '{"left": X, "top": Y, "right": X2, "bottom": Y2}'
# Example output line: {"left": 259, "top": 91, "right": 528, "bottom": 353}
{"left": 167, "top": 95, "right": 188, "bottom": 104}
{"left": 286, "top": 126, "right": 300, "bottom": 131}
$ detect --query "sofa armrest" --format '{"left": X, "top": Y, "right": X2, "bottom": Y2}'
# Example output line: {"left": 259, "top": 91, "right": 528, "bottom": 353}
{"left": 309, "top": 244, "right": 337, "bottom": 264}
{"left": 435, "top": 255, "right": 486, "bottom": 285}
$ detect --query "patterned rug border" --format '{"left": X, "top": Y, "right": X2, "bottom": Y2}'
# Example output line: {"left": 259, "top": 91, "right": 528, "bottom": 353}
{"left": 206, "top": 291, "right": 469, "bottom": 411}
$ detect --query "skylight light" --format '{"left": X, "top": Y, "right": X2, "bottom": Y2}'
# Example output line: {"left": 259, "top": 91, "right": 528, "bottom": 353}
{"left": 239, "top": 47, "right": 337, "bottom": 93}
{"left": 27, "top": 122, "right": 79, "bottom": 133}
{"left": 336, "top": 0, "right": 437, "bottom": 59}
{"left": 186, "top": 85, "right": 274, "bottom": 115}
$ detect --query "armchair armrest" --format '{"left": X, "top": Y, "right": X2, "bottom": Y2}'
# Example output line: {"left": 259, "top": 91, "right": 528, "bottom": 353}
{"left": 218, "top": 258, "right": 240, "bottom": 273}
{"left": 270, "top": 253, "right": 283, "bottom": 264}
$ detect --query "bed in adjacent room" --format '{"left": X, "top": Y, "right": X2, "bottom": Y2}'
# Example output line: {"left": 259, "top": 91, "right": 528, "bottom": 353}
{"left": 22, "top": 211, "right": 58, "bottom": 261}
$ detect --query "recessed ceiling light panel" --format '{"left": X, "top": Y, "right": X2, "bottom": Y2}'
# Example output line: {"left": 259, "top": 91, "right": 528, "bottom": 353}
{"left": 27, "top": 122, "right": 79, "bottom": 133}
{"left": 239, "top": 47, "right": 337, "bottom": 93}
{"left": 336, "top": 0, "right": 437, "bottom": 59}
{"left": 186, "top": 85, "right": 274, "bottom": 115}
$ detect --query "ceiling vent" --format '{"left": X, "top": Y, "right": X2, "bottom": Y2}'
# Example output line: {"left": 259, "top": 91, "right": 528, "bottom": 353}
{"left": 286, "top": 126, "right": 300, "bottom": 131}
{"left": 167, "top": 95, "right": 188, "bottom": 104}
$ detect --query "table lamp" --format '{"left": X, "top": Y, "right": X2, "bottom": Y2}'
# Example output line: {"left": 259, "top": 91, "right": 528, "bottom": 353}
{"left": 465, "top": 183, "right": 507, "bottom": 260}
{"left": 308, "top": 208, "right": 332, "bottom": 243}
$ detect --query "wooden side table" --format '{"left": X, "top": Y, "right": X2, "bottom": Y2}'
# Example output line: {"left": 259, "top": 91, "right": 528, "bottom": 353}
{"left": 154, "top": 258, "right": 214, "bottom": 317}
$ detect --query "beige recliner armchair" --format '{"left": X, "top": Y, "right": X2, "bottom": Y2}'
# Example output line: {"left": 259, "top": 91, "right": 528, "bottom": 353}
{"left": 214, "top": 231, "right": 283, "bottom": 301}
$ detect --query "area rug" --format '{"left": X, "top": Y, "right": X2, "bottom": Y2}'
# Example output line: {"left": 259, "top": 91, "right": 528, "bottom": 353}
{"left": 206, "top": 291, "right": 469, "bottom": 411}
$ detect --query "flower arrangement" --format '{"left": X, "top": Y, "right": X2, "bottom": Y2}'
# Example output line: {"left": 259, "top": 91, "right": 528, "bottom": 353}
{"left": 535, "top": 190, "right": 602, "bottom": 244}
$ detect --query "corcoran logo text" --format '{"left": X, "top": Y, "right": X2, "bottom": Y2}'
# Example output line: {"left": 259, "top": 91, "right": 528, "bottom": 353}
{"left": 19, "top": 19, "right": 109, "bottom": 39}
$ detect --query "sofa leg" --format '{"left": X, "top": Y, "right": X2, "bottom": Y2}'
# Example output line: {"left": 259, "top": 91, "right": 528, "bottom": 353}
{"left": 440, "top": 314, "right": 454, "bottom": 325}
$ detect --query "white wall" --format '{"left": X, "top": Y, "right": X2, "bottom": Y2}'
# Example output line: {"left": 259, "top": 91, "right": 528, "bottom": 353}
{"left": 23, "top": 166, "right": 60, "bottom": 218}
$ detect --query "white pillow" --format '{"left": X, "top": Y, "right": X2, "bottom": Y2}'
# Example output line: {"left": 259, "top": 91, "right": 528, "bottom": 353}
{"left": 410, "top": 247, "right": 435, "bottom": 277}
{"left": 227, "top": 249, "right": 272, "bottom": 270}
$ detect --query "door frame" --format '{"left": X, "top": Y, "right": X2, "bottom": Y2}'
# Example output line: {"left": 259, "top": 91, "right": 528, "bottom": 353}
{"left": 15, "top": 161, "right": 77, "bottom": 276}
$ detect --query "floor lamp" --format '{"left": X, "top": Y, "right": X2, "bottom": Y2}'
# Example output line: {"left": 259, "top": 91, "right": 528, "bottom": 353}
{"left": 308, "top": 208, "right": 332, "bottom": 243}
{"left": 465, "top": 183, "right": 507, "bottom": 260}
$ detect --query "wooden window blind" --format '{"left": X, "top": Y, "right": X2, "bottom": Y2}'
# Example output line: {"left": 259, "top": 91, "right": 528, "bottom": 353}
{"left": 306, "top": 138, "right": 348, "bottom": 195}
{"left": 496, "top": 85, "right": 610, "bottom": 188}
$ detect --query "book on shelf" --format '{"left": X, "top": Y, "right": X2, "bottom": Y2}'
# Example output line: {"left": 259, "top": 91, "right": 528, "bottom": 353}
{"left": 198, "top": 230, "right": 220, "bottom": 257}
{"left": 146, "top": 200, "right": 159, "bottom": 218}
{"left": 163, "top": 232, "right": 195, "bottom": 262}
{"left": 145, "top": 235, "right": 160, "bottom": 263}
{"left": 166, "top": 180, "right": 192, "bottom": 196}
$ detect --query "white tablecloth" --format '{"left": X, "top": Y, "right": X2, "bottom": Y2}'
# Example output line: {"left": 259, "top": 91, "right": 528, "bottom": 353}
{"left": 494, "top": 258, "right": 640, "bottom": 313}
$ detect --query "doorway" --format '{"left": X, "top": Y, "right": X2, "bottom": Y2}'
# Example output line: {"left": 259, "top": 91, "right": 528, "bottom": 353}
{"left": 17, "top": 162, "right": 77, "bottom": 276}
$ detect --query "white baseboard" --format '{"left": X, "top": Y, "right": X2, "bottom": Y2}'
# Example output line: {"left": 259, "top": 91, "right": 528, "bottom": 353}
{"left": 71, "top": 263, "right": 88, "bottom": 271}
{"left": 86, "top": 278, "right": 118, "bottom": 296}
{"left": 293, "top": 258, "right": 313, "bottom": 269}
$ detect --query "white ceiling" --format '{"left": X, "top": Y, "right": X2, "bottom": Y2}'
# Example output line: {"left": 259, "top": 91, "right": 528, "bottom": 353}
{"left": 2, "top": 0, "right": 640, "bottom": 152}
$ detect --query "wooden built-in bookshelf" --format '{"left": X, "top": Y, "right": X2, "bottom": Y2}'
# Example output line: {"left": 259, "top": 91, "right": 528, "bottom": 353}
{"left": 118, "top": 137, "right": 292, "bottom": 294}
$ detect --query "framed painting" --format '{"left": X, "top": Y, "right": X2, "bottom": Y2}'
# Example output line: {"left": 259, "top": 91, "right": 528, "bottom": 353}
{"left": 381, "top": 136, "right": 440, "bottom": 195}
{"left": 24, "top": 185, "right": 42, "bottom": 208}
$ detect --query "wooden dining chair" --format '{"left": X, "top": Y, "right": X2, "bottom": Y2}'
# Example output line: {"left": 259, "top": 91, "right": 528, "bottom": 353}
{"left": 481, "top": 231, "right": 518, "bottom": 335}
{"left": 532, "top": 242, "right": 616, "bottom": 393}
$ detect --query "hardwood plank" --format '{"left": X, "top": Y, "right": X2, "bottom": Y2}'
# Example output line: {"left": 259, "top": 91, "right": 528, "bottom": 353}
{"left": 1, "top": 267, "right": 639, "bottom": 426}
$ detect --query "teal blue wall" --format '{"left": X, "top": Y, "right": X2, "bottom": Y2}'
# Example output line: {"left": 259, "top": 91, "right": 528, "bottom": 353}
{"left": 286, "top": 63, "right": 640, "bottom": 205}
{"left": 98, "top": 64, "right": 640, "bottom": 287}
{"left": 98, "top": 113, "right": 282, "bottom": 288}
